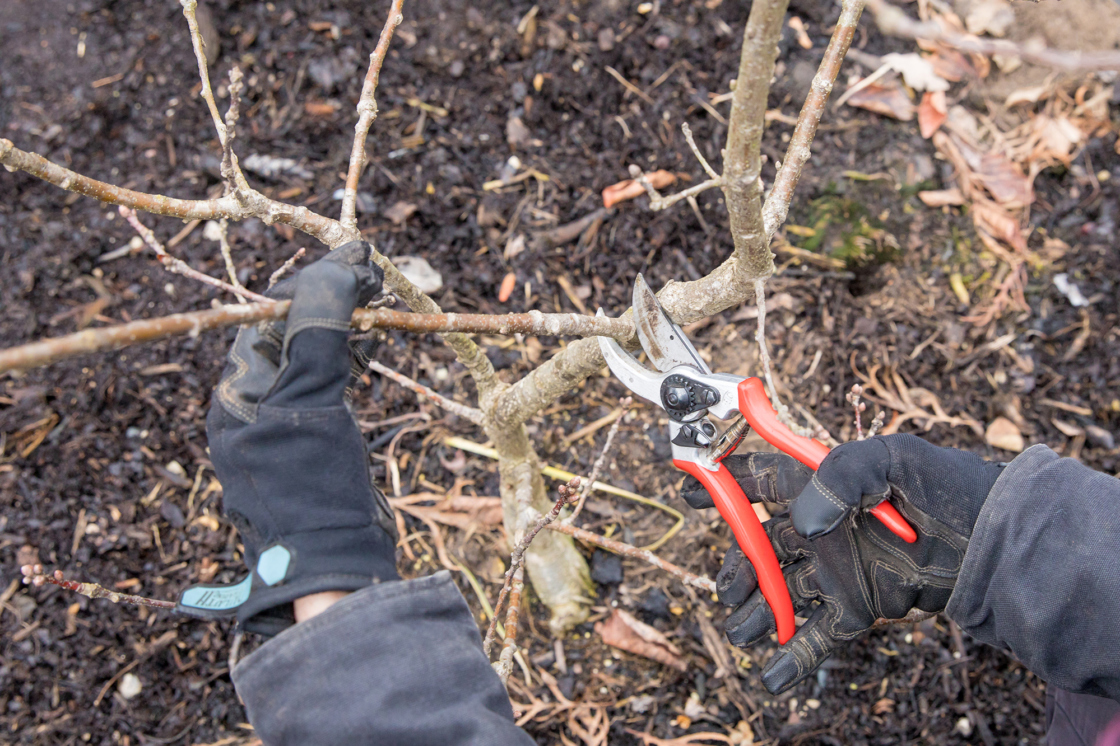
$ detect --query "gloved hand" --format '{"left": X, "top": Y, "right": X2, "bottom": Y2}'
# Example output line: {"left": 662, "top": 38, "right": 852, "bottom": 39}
{"left": 682, "top": 434, "right": 1004, "bottom": 694}
{"left": 178, "top": 241, "right": 398, "bottom": 636}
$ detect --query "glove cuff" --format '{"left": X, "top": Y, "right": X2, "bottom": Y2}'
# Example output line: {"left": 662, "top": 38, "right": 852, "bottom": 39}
{"left": 237, "top": 523, "right": 400, "bottom": 635}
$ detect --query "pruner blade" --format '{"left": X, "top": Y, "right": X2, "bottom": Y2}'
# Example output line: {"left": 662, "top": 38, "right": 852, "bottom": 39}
{"left": 596, "top": 308, "right": 664, "bottom": 408}
{"left": 632, "top": 274, "right": 710, "bottom": 375}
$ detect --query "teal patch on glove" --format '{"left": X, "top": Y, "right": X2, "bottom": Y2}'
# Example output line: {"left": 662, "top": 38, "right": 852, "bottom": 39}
{"left": 178, "top": 575, "right": 253, "bottom": 616}
{"left": 256, "top": 545, "right": 292, "bottom": 586}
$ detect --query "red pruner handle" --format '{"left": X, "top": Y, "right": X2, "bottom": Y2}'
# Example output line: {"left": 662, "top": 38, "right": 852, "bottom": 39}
{"left": 674, "top": 458, "right": 796, "bottom": 644}
{"left": 737, "top": 378, "right": 918, "bottom": 544}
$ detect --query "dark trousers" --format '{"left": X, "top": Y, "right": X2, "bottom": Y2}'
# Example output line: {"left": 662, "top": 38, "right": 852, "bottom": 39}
{"left": 1047, "top": 687, "right": 1120, "bottom": 746}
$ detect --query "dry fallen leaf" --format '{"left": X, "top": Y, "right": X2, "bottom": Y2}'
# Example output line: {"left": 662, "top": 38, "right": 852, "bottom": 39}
{"left": 384, "top": 201, "right": 418, "bottom": 225}
{"left": 601, "top": 170, "right": 677, "bottom": 208}
{"left": 391, "top": 255, "right": 443, "bottom": 294}
{"left": 1028, "top": 115, "right": 1085, "bottom": 166}
{"left": 985, "top": 416, "right": 1024, "bottom": 452}
{"left": 972, "top": 201, "right": 1027, "bottom": 253}
{"left": 595, "top": 608, "right": 687, "bottom": 671}
{"left": 975, "top": 153, "right": 1034, "bottom": 207}
{"left": 918, "top": 91, "right": 948, "bottom": 139}
{"left": 883, "top": 52, "right": 950, "bottom": 93}
{"left": 964, "top": 0, "right": 1015, "bottom": 37}
{"left": 926, "top": 47, "right": 975, "bottom": 82}
{"left": 918, "top": 188, "right": 965, "bottom": 207}
{"left": 844, "top": 77, "right": 915, "bottom": 121}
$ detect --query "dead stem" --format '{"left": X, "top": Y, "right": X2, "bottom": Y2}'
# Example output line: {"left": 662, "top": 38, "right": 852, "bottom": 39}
{"left": 483, "top": 482, "right": 576, "bottom": 658}
{"left": 567, "top": 398, "right": 630, "bottom": 523}
{"left": 368, "top": 360, "right": 485, "bottom": 424}
{"left": 21, "top": 565, "right": 176, "bottom": 610}
{"left": 545, "top": 522, "right": 716, "bottom": 594}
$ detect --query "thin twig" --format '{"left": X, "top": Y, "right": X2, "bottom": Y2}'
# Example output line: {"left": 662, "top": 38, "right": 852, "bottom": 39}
{"left": 368, "top": 360, "right": 485, "bottom": 424}
{"left": 753, "top": 279, "right": 814, "bottom": 437}
{"left": 763, "top": 0, "right": 864, "bottom": 239}
{"left": 341, "top": 0, "right": 405, "bottom": 230}
{"left": 567, "top": 398, "right": 630, "bottom": 523}
{"left": 866, "top": 0, "right": 1120, "bottom": 72}
{"left": 0, "top": 304, "right": 634, "bottom": 374}
{"left": 545, "top": 521, "right": 716, "bottom": 593}
{"left": 268, "top": 247, "right": 306, "bottom": 288}
{"left": 681, "top": 122, "right": 719, "bottom": 180}
{"left": 21, "top": 565, "right": 176, "bottom": 609}
{"left": 120, "top": 207, "right": 272, "bottom": 304}
{"left": 217, "top": 218, "right": 248, "bottom": 303}
{"left": 179, "top": 0, "right": 248, "bottom": 193}
{"left": 483, "top": 482, "right": 577, "bottom": 658}
{"left": 846, "top": 383, "right": 867, "bottom": 440}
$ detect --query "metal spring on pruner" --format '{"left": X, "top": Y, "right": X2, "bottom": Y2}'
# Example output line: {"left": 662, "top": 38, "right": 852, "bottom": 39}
{"left": 709, "top": 414, "right": 750, "bottom": 463}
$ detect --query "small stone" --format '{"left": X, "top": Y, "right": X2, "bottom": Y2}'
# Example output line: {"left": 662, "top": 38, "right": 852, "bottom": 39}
{"left": 165, "top": 460, "right": 187, "bottom": 477}
{"left": 1086, "top": 425, "right": 1116, "bottom": 450}
{"left": 954, "top": 716, "right": 973, "bottom": 737}
{"left": 806, "top": 698, "right": 821, "bottom": 709}
{"left": 597, "top": 28, "right": 615, "bottom": 51}
{"left": 448, "top": 60, "right": 464, "bottom": 78}
{"left": 985, "top": 417, "right": 1024, "bottom": 452}
{"left": 202, "top": 220, "right": 223, "bottom": 242}
{"left": 590, "top": 550, "right": 623, "bottom": 585}
{"left": 118, "top": 673, "right": 142, "bottom": 700}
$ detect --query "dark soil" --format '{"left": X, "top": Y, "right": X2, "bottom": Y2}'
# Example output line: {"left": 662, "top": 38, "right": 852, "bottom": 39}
{"left": 1, "top": 0, "right": 1118, "bottom": 744}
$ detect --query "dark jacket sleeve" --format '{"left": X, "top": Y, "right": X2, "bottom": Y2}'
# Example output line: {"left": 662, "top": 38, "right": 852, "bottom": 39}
{"left": 231, "top": 571, "right": 535, "bottom": 746}
{"left": 946, "top": 445, "right": 1120, "bottom": 701}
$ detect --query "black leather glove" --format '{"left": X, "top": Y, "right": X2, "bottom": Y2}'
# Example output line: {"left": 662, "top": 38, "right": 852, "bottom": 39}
{"left": 177, "top": 241, "right": 398, "bottom": 636}
{"left": 682, "top": 434, "right": 1004, "bottom": 694}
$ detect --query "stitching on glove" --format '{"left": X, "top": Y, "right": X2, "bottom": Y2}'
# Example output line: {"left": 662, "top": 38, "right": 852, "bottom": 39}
{"left": 286, "top": 317, "right": 353, "bottom": 338}
{"left": 811, "top": 475, "right": 850, "bottom": 512}
{"left": 219, "top": 345, "right": 256, "bottom": 423}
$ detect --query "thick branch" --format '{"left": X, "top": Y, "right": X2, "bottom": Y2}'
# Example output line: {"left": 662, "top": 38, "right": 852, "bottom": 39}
{"left": 867, "top": 0, "right": 1120, "bottom": 72}
{"left": 341, "top": 0, "right": 404, "bottom": 230}
{"left": 721, "top": 0, "right": 790, "bottom": 280}
{"left": 0, "top": 303, "right": 634, "bottom": 373}
{"left": 763, "top": 0, "right": 863, "bottom": 238}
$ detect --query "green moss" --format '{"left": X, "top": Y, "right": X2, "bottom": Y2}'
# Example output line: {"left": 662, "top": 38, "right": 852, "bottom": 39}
{"left": 792, "top": 190, "right": 900, "bottom": 267}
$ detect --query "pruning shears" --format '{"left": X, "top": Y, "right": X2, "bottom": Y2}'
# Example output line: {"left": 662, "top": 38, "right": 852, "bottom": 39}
{"left": 598, "top": 276, "right": 917, "bottom": 645}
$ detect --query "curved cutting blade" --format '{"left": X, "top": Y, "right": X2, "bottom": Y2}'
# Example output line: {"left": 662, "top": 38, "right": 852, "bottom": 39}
{"left": 596, "top": 308, "right": 665, "bottom": 406}
{"left": 632, "top": 274, "right": 710, "bottom": 374}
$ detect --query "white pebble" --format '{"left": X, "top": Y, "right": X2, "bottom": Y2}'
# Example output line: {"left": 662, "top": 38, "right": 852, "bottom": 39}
{"left": 118, "top": 673, "right": 142, "bottom": 700}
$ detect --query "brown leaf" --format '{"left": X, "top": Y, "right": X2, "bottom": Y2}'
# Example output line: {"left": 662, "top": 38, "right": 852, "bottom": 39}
{"left": 601, "top": 170, "right": 677, "bottom": 208}
{"left": 384, "top": 201, "right": 418, "bottom": 225}
{"left": 926, "top": 47, "right": 975, "bottom": 82}
{"left": 595, "top": 609, "right": 687, "bottom": 671}
{"left": 972, "top": 201, "right": 1027, "bottom": 253}
{"left": 918, "top": 91, "right": 948, "bottom": 139}
{"left": 844, "top": 77, "right": 914, "bottom": 122}
{"left": 975, "top": 153, "right": 1033, "bottom": 207}
{"left": 918, "top": 188, "right": 965, "bottom": 207}
{"left": 985, "top": 416, "right": 1024, "bottom": 452}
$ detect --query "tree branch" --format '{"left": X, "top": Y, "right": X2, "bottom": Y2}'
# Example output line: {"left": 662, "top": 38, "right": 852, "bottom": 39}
{"left": 0, "top": 139, "right": 352, "bottom": 246}
{"left": 763, "top": 0, "right": 864, "bottom": 238}
{"left": 866, "top": 0, "right": 1120, "bottom": 72}
{"left": 341, "top": 0, "right": 404, "bottom": 230}
{"left": 721, "top": 0, "right": 790, "bottom": 280}
{"left": 0, "top": 304, "right": 634, "bottom": 373}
